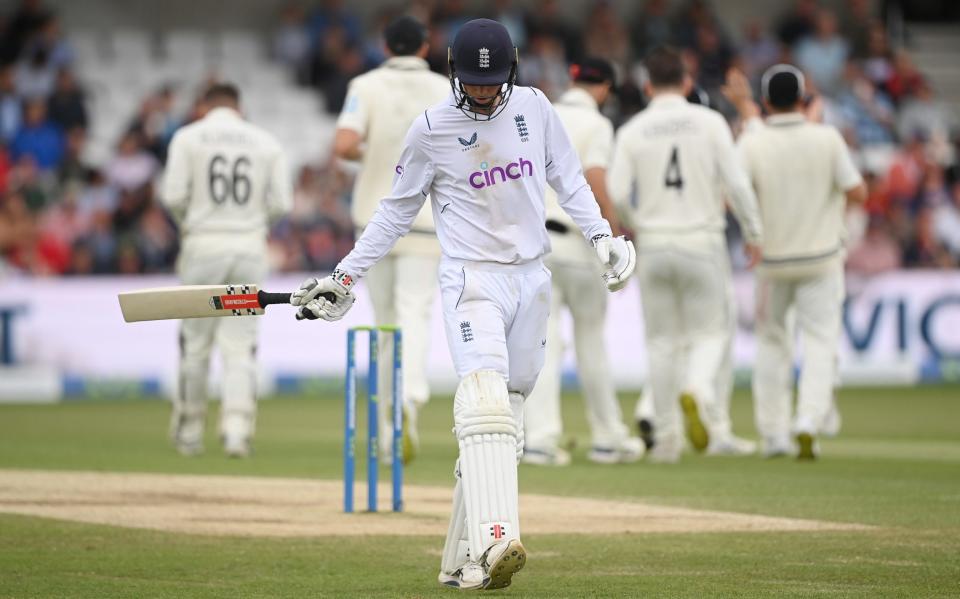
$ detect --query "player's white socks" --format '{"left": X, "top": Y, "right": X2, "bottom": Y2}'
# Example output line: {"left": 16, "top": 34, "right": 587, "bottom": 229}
{"left": 454, "top": 370, "right": 521, "bottom": 561}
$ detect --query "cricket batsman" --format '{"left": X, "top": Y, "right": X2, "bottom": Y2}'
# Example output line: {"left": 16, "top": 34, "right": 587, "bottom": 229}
{"left": 291, "top": 19, "right": 634, "bottom": 590}
{"left": 522, "top": 58, "right": 644, "bottom": 466}
{"left": 732, "top": 65, "right": 866, "bottom": 459}
{"left": 162, "top": 83, "right": 293, "bottom": 457}
{"left": 333, "top": 15, "right": 449, "bottom": 463}
{"left": 608, "top": 47, "right": 763, "bottom": 463}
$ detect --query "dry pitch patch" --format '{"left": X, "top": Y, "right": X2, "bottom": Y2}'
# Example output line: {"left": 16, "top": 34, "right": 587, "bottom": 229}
{"left": 0, "top": 469, "right": 868, "bottom": 537}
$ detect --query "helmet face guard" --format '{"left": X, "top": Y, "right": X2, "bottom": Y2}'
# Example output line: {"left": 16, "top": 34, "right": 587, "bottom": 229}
{"left": 448, "top": 46, "right": 518, "bottom": 121}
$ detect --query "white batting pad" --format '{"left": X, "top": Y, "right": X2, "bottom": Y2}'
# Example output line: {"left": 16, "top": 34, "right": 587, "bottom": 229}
{"left": 454, "top": 370, "right": 520, "bottom": 560}
{"left": 440, "top": 465, "right": 469, "bottom": 575}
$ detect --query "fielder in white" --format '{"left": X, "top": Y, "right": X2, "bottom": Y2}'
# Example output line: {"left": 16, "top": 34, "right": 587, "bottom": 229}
{"left": 733, "top": 65, "right": 865, "bottom": 459}
{"left": 630, "top": 87, "right": 750, "bottom": 456}
{"left": 608, "top": 47, "right": 763, "bottom": 463}
{"left": 333, "top": 16, "right": 449, "bottom": 463}
{"left": 291, "top": 19, "right": 634, "bottom": 591}
{"left": 522, "top": 57, "right": 644, "bottom": 467}
{"left": 162, "top": 83, "right": 292, "bottom": 457}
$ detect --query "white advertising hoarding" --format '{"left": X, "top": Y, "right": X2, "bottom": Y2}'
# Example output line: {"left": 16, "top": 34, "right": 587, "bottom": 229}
{"left": 1, "top": 270, "right": 958, "bottom": 402}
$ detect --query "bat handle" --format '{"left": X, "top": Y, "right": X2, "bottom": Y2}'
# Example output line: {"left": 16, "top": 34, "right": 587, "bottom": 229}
{"left": 257, "top": 290, "right": 337, "bottom": 315}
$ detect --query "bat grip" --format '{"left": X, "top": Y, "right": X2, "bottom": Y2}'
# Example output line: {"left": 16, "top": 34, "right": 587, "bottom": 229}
{"left": 257, "top": 290, "right": 337, "bottom": 308}
{"left": 257, "top": 291, "right": 293, "bottom": 306}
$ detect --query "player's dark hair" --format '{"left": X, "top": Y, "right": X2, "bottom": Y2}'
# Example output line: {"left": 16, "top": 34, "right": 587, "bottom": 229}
{"left": 204, "top": 83, "right": 241, "bottom": 105}
{"left": 645, "top": 46, "right": 685, "bottom": 88}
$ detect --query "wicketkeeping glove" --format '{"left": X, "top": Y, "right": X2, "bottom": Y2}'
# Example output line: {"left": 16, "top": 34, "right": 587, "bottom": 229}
{"left": 592, "top": 234, "right": 636, "bottom": 292}
{"left": 291, "top": 269, "right": 357, "bottom": 321}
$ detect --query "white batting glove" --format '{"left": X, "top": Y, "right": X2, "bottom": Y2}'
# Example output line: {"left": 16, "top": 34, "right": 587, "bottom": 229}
{"left": 291, "top": 269, "right": 357, "bottom": 321}
{"left": 592, "top": 234, "right": 636, "bottom": 292}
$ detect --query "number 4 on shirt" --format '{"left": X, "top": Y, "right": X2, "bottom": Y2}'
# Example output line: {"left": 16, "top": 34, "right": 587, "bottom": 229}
{"left": 664, "top": 146, "right": 684, "bottom": 191}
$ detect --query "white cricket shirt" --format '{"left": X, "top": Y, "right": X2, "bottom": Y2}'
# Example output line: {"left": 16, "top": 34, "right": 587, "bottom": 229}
{"left": 337, "top": 86, "right": 613, "bottom": 278}
{"left": 162, "top": 107, "right": 292, "bottom": 252}
{"left": 737, "top": 112, "right": 863, "bottom": 275}
{"left": 336, "top": 56, "right": 449, "bottom": 254}
{"left": 608, "top": 93, "right": 762, "bottom": 247}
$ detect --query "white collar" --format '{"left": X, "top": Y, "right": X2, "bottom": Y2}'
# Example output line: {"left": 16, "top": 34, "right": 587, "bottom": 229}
{"left": 557, "top": 87, "right": 599, "bottom": 111}
{"left": 383, "top": 56, "right": 430, "bottom": 71}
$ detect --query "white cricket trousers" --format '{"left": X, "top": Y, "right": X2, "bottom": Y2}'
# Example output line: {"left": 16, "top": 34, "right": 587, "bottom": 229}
{"left": 439, "top": 257, "right": 551, "bottom": 398}
{"left": 523, "top": 259, "right": 630, "bottom": 450}
{"left": 753, "top": 262, "right": 844, "bottom": 439}
{"left": 366, "top": 253, "right": 439, "bottom": 407}
{"left": 636, "top": 236, "right": 733, "bottom": 446}
{"left": 176, "top": 245, "right": 268, "bottom": 437}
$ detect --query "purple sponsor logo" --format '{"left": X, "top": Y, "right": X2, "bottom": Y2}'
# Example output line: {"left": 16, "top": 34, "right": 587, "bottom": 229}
{"left": 468, "top": 157, "right": 533, "bottom": 189}
{"left": 395, "top": 165, "right": 404, "bottom": 175}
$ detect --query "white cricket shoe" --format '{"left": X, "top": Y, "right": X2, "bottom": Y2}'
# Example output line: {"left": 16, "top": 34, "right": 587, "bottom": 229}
{"left": 480, "top": 539, "right": 526, "bottom": 590}
{"left": 521, "top": 447, "right": 571, "bottom": 467}
{"left": 170, "top": 413, "right": 204, "bottom": 456}
{"left": 761, "top": 436, "right": 793, "bottom": 458}
{"left": 438, "top": 562, "right": 485, "bottom": 590}
{"left": 706, "top": 435, "right": 757, "bottom": 457}
{"left": 588, "top": 437, "right": 645, "bottom": 464}
{"left": 647, "top": 435, "right": 682, "bottom": 464}
{"left": 222, "top": 434, "right": 251, "bottom": 458}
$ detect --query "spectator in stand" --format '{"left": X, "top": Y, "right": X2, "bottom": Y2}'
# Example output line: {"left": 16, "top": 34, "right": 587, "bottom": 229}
{"left": 57, "top": 126, "right": 92, "bottom": 189}
{"left": 775, "top": 0, "right": 818, "bottom": 48}
{"left": 0, "top": 0, "right": 51, "bottom": 64}
{"left": 77, "top": 207, "right": 116, "bottom": 273}
{"left": 490, "top": 0, "right": 528, "bottom": 51}
{"left": 839, "top": 0, "right": 874, "bottom": 59}
{"left": 904, "top": 206, "right": 954, "bottom": 268}
{"left": 832, "top": 62, "right": 896, "bottom": 149}
{"left": 24, "top": 14, "right": 72, "bottom": 70}
{"left": 794, "top": 10, "right": 849, "bottom": 96}
{"left": 846, "top": 217, "right": 903, "bottom": 275}
{"left": 10, "top": 99, "right": 63, "bottom": 172}
{"left": 692, "top": 22, "right": 735, "bottom": 91}
{"left": 934, "top": 175, "right": 960, "bottom": 261}
{"left": 740, "top": 19, "right": 780, "bottom": 78}
{"left": 128, "top": 86, "right": 179, "bottom": 162}
{"left": 519, "top": 33, "right": 569, "bottom": 99}
{"left": 39, "top": 185, "right": 91, "bottom": 249}
{"left": 14, "top": 44, "right": 57, "bottom": 99}
{"left": 7, "top": 154, "right": 48, "bottom": 211}
{"left": 631, "top": 0, "right": 672, "bottom": 59}
{"left": 46, "top": 67, "right": 87, "bottom": 131}
{"left": 897, "top": 81, "right": 958, "bottom": 149}
{"left": 307, "top": 0, "right": 362, "bottom": 50}
{"left": 105, "top": 131, "right": 158, "bottom": 194}
{"left": 885, "top": 50, "right": 925, "bottom": 106}
{"left": 135, "top": 203, "right": 177, "bottom": 272}
{"left": 273, "top": 2, "right": 312, "bottom": 84}
{"left": 885, "top": 136, "right": 927, "bottom": 205}
{"left": 861, "top": 21, "right": 894, "bottom": 89}
{"left": 582, "top": 2, "right": 630, "bottom": 68}
{"left": 0, "top": 66, "right": 22, "bottom": 143}
{"left": 526, "top": 0, "right": 582, "bottom": 62}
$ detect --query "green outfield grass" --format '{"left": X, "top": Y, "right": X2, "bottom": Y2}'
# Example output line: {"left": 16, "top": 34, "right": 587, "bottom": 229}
{"left": 1, "top": 386, "right": 959, "bottom": 598}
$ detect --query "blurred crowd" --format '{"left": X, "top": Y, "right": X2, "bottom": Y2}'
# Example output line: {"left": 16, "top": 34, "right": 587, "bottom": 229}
{"left": 1, "top": 0, "right": 959, "bottom": 278}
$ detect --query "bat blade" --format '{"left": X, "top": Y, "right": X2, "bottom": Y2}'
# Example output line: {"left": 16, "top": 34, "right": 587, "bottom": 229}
{"left": 118, "top": 284, "right": 265, "bottom": 322}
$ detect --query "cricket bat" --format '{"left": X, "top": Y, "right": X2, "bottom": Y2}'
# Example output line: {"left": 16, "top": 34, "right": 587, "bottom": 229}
{"left": 118, "top": 284, "right": 335, "bottom": 322}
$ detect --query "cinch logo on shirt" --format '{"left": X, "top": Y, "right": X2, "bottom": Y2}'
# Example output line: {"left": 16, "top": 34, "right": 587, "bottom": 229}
{"left": 468, "top": 157, "right": 533, "bottom": 189}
